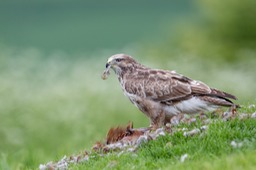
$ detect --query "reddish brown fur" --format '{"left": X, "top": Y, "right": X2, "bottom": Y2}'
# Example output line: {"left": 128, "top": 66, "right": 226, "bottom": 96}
{"left": 106, "top": 122, "right": 145, "bottom": 144}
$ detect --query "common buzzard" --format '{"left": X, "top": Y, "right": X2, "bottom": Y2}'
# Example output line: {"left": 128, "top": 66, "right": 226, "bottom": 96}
{"left": 102, "top": 54, "right": 238, "bottom": 129}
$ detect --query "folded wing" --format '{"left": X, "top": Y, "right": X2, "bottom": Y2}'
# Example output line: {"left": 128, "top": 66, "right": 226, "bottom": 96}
{"left": 124, "top": 69, "right": 237, "bottom": 106}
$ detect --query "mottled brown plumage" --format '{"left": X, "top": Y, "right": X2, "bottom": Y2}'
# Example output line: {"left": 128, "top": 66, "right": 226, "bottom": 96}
{"left": 102, "top": 54, "right": 238, "bottom": 129}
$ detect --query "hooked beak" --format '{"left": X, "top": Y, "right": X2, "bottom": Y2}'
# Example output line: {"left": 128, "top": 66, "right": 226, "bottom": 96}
{"left": 101, "top": 62, "right": 111, "bottom": 80}
{"left": 105, "top": 63, "right": 110, "bottom": 68}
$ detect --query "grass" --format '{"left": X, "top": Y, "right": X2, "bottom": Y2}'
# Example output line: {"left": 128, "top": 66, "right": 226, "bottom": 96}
{"left": 70, "top": 112, "right": 256, "bottom": 170}
{"left": 0, "top": 47, "right": 255, "bottom": 169}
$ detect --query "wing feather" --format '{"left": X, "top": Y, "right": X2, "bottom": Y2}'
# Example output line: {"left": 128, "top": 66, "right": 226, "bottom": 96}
{"left": 123, "top": 69, "right": 237, "bottom": 105}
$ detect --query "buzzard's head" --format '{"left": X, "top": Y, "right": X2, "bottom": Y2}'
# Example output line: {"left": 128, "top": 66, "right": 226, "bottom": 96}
{"left": 102, "top": 54, "right": 136, "bottom": 80}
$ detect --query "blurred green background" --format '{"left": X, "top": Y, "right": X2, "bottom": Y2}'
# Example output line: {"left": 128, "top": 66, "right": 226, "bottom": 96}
{"left": 0, "top": 0, "right": 255, "bottom": 169}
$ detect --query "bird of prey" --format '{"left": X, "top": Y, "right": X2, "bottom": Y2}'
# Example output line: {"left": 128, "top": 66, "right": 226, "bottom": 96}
{"left": 102, "top": 54, "right": 238, "bottom": 129}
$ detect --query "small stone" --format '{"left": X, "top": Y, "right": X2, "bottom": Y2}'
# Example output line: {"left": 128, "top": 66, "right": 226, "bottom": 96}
{"left": 122, "top": 143, "right": 128, "bottom": 148}
{"left": 84, "top": 155, "right": 89, "bottom": 161}
{"left": 251, "top": 112, "right": 256, "bottom": 119}
{"left": 249, "top": 104, "right": 255, "bottom": 109}
{"left": 180, "top": 153, "right": 188, "bottom": 162}
{"left": 155, "top": 128, "right": 165, "bottom": 137}
{"left": 239, "top": 113, "right": 249, "bottom": 120}
{"left": 230, "top": 141, "right": 237, "bottom": 147}
{"left": 222, "top": 111, "right": 230, "bottom": 117}
{"left": 39, "top": 164, "right": 47, "bottom": 170}
{"left": 170, "top": 116, "right": 180, "bottom": 126}
{"left": 106, "top": 142, "right": 123, "bottom": 151}
{"left": 183, "top": 128, "right": 200, "bottom": 137}
{"left": 46, "top": 162, "right": 55, "bottom": 170}
{"left": 165, "top": 123, "right": 172, "bottom": 128}
{"left": 200, "top": 125, "right": 208, "bottom": 131}
{"left": 155, "top": 127, "right": 164, "bottom": 133}
{"left": 115, "top": 142, "right": 123, "bottom": 149}
{"left": 149, "top": 132, "right": 158, "bottom": 140}
{"left": 222, "top": 111, "right": 233, "bottom": 121}
{"left": 231, "top": 141, "right": 243, "bottom": 148}
{"left": 127, "top": 147, "right": 136, "bottom": 152}
{"left": 136, "top": 135, "right": 148, "bottom": 146}
{"left": 57, "top": 162, "right": 68, "bottom": 170}
{"left": 187, "top": 118, "right": 197, "bottom": 125}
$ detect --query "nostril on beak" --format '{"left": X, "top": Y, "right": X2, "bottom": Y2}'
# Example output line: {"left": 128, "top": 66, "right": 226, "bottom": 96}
{"left": 106, "top": 63, "right": 110, "bottom": 68}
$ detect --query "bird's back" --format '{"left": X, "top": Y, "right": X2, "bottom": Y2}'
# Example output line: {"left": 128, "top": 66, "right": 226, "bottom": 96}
{"left": 121, "top": 67, "right": 237, "bottom": 108}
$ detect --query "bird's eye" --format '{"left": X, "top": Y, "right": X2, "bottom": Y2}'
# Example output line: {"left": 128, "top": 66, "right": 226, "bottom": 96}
{"left": 116, "top": 58, "right": 122, "bottom": 62}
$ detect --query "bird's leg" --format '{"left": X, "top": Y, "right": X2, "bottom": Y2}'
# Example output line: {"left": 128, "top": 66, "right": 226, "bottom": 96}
{"left": 229, "top": 104, "right": 238, "bottom": 116}
{"left": 149, "top": 111, "right": 165, "bottom": 131}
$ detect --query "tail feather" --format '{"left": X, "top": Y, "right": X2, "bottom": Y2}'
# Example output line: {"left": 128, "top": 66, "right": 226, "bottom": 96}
{"left": 199, "top": 96, "right": 236, "bottom": 107}
{"left": 210, "top": 88, "right": 237, "bottom": 100}
{"left": 197, "top": 88, "right": 238, "bottom": 107}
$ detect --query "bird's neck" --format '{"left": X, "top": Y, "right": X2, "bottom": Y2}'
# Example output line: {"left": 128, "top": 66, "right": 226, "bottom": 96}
{"left": 116, "top": 63, "right": 148, "bottom": 82}
{"left": 115, "top": 66, "right": 133, "bottom": 80}
{"left": 114, "top": 63, "right": 132, "bottom": 77}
